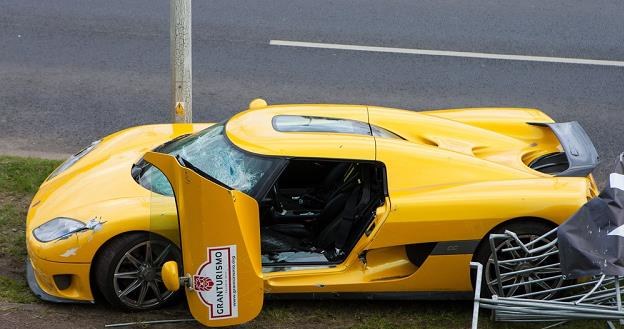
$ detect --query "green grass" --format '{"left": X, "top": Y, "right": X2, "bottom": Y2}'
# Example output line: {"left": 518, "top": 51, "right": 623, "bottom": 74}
{"left": 0, "top": 156, "right": 61, "bottom": 259}
{"left": 0, "top": 156, "right": 61, "bottom": 304}
{"left": 0, "top": 276, "right": 38, "bottom": 303}
{"left": 0, "top": 156, "right": 61, "bottom": 194}
{"left": 0, "top": 203, "right": 28, "bottom": 258}
{"left": 251, "top": 300, "right": 600, "bottom": 329}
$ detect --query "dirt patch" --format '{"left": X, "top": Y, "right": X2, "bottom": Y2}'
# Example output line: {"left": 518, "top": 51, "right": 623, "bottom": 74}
{"left": 0, "top": 301, "right": 198, "bottom": 329}
{"left": 0, "top": 299, "right": 471, "bottom": 329}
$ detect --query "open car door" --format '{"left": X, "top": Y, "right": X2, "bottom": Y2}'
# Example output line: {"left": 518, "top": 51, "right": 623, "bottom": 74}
{"left": 144, "top": 151, "right": 263, "bottom": 327}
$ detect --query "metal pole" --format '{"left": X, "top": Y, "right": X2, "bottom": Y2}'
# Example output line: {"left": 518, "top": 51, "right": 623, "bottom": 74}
{"left": 615, "top": 276, "right": 623, "bottom": 325}
{"left": 170, "top": 0, "right": 192, "bottom": 123}
{"left": 470, "top": 262, "right": 483, "bottom": 329}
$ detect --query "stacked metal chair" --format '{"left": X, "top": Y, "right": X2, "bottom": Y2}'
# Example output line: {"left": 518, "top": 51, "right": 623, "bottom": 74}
{"left": 471, "top": 154, "right": 624, "bottom": 329}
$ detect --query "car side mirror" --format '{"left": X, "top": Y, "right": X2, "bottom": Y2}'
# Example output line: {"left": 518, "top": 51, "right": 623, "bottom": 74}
{"left": 161, "top": 261, "right": 181, "bottom": 291}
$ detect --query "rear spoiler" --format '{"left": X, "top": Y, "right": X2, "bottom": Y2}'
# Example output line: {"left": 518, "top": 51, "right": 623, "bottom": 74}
{"left": 529, "top": 121, "right": 599, "bottom": 177}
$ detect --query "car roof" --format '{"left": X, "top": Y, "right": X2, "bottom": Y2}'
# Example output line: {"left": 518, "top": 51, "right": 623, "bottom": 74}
{"left": 225, "top": 103, "right": 376, "bottom": 160}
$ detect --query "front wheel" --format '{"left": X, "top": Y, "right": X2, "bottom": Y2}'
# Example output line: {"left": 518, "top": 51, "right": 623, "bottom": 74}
{"left": 94, "top": 233, "right": 182, "bottom": 310}
{"left": 472, "top": 221, "right": 563, "bottom": 299}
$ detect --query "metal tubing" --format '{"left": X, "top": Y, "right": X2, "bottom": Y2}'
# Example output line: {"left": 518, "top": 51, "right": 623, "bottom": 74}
{"left": 477, "top": 297, "right": 624, "bottom": 316}
{"left": 501, "top": 274, "right": 563, "bottom": 289}
{"left": 476, "top": 228, "right": 624, "bottom": 326}
{"left": 497, "top": 250, "right": 559, "bottom": 264}
{"left": 470, "top": 262, "right": 483, "bottom": 329}
{"left": 488, "top": 235, "right": 505, "bottom": 296}
{"left": 513, "top": 276, "right": 613, "bottom": 299}
{"left": 616, "top": 276, "right": 624, "bottom": 325}
{"left": 499, "top": 262, "right": 560, "bottom": 277}
{"left": 575, "top": 275, "right": 606, "bottom": 305}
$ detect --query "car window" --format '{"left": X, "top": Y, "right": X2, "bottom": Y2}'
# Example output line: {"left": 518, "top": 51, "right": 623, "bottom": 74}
{"left": 272, "top": 115, "right": 371, "bottom": 135}
{"left": 272, "top": 115, "right": 403, "bottom": 139}
{"left": 370, "top": 125, "right": 404, "bottom": 140}
{"left": 138, "top": 124, "right": 279, "bottom": 196}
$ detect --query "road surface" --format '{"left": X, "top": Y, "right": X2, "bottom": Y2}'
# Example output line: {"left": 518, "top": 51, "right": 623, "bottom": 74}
{"left": 1, "top": 0, "right": 623, "bottom": 179}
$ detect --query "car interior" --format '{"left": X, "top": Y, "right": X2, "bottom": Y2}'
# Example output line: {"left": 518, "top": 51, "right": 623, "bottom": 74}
{"left": 259, "top": 159, "right": 386, "bottom": 266}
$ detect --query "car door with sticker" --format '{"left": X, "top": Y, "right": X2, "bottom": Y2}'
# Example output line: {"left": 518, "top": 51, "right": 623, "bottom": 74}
{"left": 144, "top": 151, "right": 263, "bottom": 327}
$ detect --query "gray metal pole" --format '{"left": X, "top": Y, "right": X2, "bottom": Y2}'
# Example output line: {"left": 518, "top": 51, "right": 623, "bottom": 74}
{"left": 170, "top": 0, "right": 192, "bottom": 123}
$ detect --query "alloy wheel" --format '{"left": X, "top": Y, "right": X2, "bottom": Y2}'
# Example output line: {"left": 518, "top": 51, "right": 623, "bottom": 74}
{"left": 112, "top": 240, "right": 175, "bottom": 309}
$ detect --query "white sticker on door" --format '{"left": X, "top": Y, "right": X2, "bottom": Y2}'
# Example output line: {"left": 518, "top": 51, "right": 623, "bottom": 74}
{"left": 193, "top": 245, "right": 238, "bottom": 319}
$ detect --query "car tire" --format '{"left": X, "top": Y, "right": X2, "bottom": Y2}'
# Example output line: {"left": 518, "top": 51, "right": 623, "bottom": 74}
{"left": 472, "top": 220, "right": 561, "bottom": 299}
{"left": 94, "top": 232, "right": 182, "bottom": 310}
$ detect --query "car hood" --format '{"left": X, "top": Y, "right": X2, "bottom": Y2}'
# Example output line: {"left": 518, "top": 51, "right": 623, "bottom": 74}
{"left": 27, "top": 123, "right": 210, "bottom": 229}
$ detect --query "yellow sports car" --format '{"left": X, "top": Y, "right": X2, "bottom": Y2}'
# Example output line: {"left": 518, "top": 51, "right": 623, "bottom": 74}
{"left": 26, "top": 99, "right": 599, "bottom": 324}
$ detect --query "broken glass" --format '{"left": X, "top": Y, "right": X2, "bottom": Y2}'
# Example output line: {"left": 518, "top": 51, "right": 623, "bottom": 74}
{"left": 138, "top": 123, "right": 278, "bottom": 196}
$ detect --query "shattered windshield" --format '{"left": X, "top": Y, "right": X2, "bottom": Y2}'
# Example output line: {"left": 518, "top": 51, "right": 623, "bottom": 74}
{"left": 136, "top": 123, "right": 278, "bottom": 196}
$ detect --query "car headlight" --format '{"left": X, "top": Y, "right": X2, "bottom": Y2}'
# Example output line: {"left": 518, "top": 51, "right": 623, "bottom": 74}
{"left": 46, "top": 139, "right": 101, "bottom": 181}
{"left": 32, "top": 217, "right": 86, "bottom": 242}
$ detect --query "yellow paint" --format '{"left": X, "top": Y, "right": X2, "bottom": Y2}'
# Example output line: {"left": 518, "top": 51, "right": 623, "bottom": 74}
{"left": 26, "top": 123, "right": 210, "bottom": 299}
{"left": 161, "top": 261, "right": 180, "bottom": 292}
{"left": 144, "top": 152, "right": 263, "bottom": 327}
{"left": 28, "top": 253, "right": 93, "bottom": 301}
{"left": 248, "top": 98, "right": 268, "bottom": 109}
{"left": 26, "top": 102, "right": 596, "bottom": 325}
{"left": 226, "top": 104, "right": 375, "bottom": 160}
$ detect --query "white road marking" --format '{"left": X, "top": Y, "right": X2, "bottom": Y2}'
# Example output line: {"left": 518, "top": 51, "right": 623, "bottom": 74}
{"left": 269, "top": 40, "right": 624, "bottom": 67}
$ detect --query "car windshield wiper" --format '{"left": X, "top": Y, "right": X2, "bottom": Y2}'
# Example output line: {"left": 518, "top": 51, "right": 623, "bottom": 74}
{"left": 175, "top": 154, "right": 191, "bottom": 167}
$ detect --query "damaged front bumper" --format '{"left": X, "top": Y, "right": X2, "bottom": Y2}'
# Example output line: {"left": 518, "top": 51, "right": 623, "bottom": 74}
{"left": 26, "top": 256, "right": 94, "bottom": 304}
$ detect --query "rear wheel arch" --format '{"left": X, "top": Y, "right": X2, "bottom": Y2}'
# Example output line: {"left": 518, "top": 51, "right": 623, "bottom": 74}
{"left": 471, "top": 216, "right": 557, "bottom": 262}
{"left": 470, "top": 216, "right": 558, "bottom": 296}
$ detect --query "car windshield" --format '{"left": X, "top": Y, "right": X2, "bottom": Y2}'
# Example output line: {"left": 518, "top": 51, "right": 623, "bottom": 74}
{"left": 136, "top": 123, "right": 278, "bottom": 196}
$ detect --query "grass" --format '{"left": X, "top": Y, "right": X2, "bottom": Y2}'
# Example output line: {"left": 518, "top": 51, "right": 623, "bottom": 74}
{"left": 0, "top": 203, "right": 28, "bottom": 258}
{"left": 0, "top": 156, "right": 61, "bottom": 194}
{"left": 0, "top": 156, "right": 61, "bottom": 260}
{"left": 252, "top": 300, "right": 600, "bottom": 329}
{"left": 0, "top": 156, "right": 61, "bottom": 304}
{"left": 0, "top": 156, "right": 606, "bottom": 327}
{"left": 0, "top": 276, "right": 38, "bottom": 303}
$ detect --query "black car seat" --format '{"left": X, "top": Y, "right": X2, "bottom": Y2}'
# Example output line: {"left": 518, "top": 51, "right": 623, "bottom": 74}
{"left": 312, "top": 162, "right": 350, "bottom": 202}
{"left": 261, "top": 185, "right": 362, "bottom": 254}
{"left": 315, "top": 169, "right": 372, "bottom": 253}
{"left": 277, "top": 162, "right": 351, "bottom": 209}
{"left": 268, "top": 164, "right": 358, "bottom": 238}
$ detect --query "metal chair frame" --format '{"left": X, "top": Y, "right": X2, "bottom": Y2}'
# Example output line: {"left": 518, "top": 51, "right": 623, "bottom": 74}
{"left": 471, "top": 229, "right": 624, "bottom": 329}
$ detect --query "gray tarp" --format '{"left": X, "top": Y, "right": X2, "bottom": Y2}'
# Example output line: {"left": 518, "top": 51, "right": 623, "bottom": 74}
{"left": 558, "top": 154, "right": 624, "bottom": 278}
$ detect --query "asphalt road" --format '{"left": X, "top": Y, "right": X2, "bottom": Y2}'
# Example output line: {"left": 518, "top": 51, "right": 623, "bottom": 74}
{"left": 1, "top": 0, "right": 623, "bottom": 180}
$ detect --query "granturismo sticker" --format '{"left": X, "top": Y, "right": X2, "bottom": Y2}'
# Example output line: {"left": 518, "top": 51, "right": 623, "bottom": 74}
{"left": 192, "top": 245, "right": 238, "bottom": 319}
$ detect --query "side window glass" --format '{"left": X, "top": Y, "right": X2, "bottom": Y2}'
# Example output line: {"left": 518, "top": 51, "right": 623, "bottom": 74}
{"left": 272, "top": 115, "right": 403, "bottom": 140}
{"left": 371, "top": 125, "right": 404, "bottom": 140}
{"left": 272, "top": 115, "right": 371, "bottom": 135}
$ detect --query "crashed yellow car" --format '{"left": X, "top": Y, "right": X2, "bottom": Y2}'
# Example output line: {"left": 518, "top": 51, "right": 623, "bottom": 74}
{"left": 26, "top": 99, "right": 599, "bottom": 324}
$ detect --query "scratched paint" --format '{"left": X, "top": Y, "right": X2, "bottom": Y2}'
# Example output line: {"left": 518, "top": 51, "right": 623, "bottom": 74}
{"left": 61, "top": 247, "right": 78, "bottom": 257}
